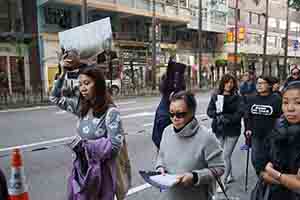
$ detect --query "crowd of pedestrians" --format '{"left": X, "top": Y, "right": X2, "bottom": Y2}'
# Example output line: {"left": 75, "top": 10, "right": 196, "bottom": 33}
{"left": 1, "top": 52, "right": 300, "bottom": 200}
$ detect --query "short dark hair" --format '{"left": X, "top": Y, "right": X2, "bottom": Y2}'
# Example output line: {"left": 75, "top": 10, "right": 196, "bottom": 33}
{"left": 78, "top": 65, "right": 114, "bottom": 118}
{"left": 170, "top": 91, "right": 197, "bottom": 115}
{"left": 218, "top": 73, "right": 238, "bottom": 95}
{"left": 257, "top": 75, "right": 273, "bottom": 86}
{"left": 269, "top": 76, "right": 280, "bottom": 85}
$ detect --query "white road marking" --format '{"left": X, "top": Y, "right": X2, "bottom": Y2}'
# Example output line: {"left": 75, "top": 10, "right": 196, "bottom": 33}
{"left": 116, "top": 101, "right": 137, "bottom": 106}
{"left": 126, "top": 183, "right": 152, "bottom": 196}
{"left": 143, "top": 123, "right": 153, "bottom": 127}
{"left": 119, "top": 106, "right": 154, "bottom": 112}
{"left": 122, "top": 112, "right": 155, "bottom": 119}
{"left": 0, "top": 136, "right": 75, "bottom": 154}
{"left": 0, "top": 106, "right": 56, "bottom": 113}
{"left": 55, "top": 110, "right": 67, "bottom": 114}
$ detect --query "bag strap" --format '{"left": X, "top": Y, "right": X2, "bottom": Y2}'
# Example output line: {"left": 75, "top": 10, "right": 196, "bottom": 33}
{"left": 209, "top": 168, "right": 230, "bottom": 200}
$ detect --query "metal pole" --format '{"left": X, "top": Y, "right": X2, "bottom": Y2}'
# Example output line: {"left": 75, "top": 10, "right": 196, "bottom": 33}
{"left": 152, "top": 0, "right": 157, "bottom": 90}
{"left": 81, "top": 0, "right": 88, "bottom": 25}
{"left": 234, "top": 0, "right": 239, "bottom": 75}
{"left": 284, "top": 0, "right": 290, "bottom": 80}
{"left": 198, "top": 0, "right": 203, "bottom": 88}
{"left": 262, "top": 0, "right": 269, "bottom": 75}
{"left": 245, "top": 147, "right": 250, "bottom": 192}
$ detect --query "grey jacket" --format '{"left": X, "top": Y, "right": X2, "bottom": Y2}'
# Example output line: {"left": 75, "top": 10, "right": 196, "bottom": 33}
{"left": 156, "top": 118, "right": 225, "bottom": 200}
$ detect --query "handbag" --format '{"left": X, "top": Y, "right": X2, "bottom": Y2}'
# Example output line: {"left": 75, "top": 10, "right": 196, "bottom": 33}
{"left": 250, "top": 178, "right": 270, "bottom": 200}
{"left": 105, "top": 107, "right": 132, "bottom": 200}
{"left": 115, "top": 137, "right": 132, "bottom": 200}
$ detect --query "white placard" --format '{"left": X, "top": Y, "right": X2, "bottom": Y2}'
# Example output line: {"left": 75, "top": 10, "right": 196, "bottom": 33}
{"left": 58, "top": 17, "right": 113, "bottom": 59}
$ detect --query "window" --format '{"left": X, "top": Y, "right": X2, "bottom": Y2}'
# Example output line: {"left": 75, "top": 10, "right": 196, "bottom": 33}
{"left": 252, "top": 13, "right": 260, "bottom": 25}
{"left": 271, "top": 0, "right": 280, "bottom": 4}
{"left": 228, "top": 7, "right": 240, "bottom": 21}
{"left": 246, "top": 33, "right": 262, "bottom": 45}
{"left": 267, "top": 36, "right": 277, "bottom": 47}
{"left": 290, "top": 22, "right": 300, "bottom": 32}
{"left": 249, "top": 12, "right": 260, "bottom": 25}
{"left": 279, "top": 20, "right": 287, "bottom": 30}
{"left": 210, "top": 10, "right": 226, "bottom": 25}
{"left": 180, "top": 0, "right": 188, "bottom": 8}
{"left": 44, "top": 7, "right": 72, "bottom": 29}
{"left": 268, "top": 18, "right": 277, "bottom": 28}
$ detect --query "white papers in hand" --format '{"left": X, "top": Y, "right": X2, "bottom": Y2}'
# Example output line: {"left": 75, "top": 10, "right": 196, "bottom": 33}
{"left": 216, "top": 95, "right": 224, "bottom": 113}
{"left": 149, "top": 174, "right": 178, "bottom": 187}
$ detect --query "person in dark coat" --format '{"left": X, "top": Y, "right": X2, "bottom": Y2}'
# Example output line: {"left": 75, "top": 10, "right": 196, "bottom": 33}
{"left": 152, "top": 59, "right": 186, "bottom": 149}
{"left": 0, "top": 168, "right": 8, "bottom": 200}
{"left": 256, "top": 81, "right": 300, "bottom": 200}
{"left": 283, "top": 65, "right": 300, "bottom": 88}
{"left": 207, "top": 73, "right": 244, "bottom": 190}
{"left": 239, "top": 70, "right": 256, "bottom": 98}
{"left": 244, "top": 76, "right": 282, "bottom": 176}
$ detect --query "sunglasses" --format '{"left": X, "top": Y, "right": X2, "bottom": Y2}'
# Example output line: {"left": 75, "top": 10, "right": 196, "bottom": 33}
{"left": 292, "top": 73, "right": 300, "bottom": 76}
{"left": 169, "top": 112, "right": 188, "bottom": 119}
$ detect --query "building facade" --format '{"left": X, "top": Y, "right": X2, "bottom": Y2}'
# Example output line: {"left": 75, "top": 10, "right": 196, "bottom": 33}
{"left": 225, "top": 0, "right": 300, "bottom": 76}
{"left": 37, "top": 0, "right": 231, "bottom": 91}
{"left": 0, "top": 0, "right": 41, "bottom": 94}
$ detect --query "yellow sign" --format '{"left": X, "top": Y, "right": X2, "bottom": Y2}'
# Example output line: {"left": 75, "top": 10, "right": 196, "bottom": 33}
{"left": 47, "top": 65, "right": 58, "bottom": 90}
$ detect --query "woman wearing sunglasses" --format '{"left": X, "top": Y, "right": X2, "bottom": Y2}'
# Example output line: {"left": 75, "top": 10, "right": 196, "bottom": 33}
{"left": 284, "top": 65, "right": 300, "bottom": 88}
{"left": 207, "top": 74, "right": 244, "bottom": 191}
{"left": 156, "top": 91, "right": 224, "bottom": 200}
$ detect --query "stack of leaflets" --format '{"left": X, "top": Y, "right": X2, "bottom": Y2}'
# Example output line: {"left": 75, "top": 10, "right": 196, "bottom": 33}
{"left": 139, "top": 171, "right": 178, "bottom": 190}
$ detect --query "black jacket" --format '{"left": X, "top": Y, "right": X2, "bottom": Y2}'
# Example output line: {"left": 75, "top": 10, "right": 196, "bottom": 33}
{"left": 257, "top": 119, "right": 300, "bottom": 200}
{"left": 159, "top": 62, "right": 186, "bottom": 97}
{"left": 244, "top": 94, "right": 282, "bottom": 138}
{"left": 207, "top": 92, "right": 244, "bottom": 137}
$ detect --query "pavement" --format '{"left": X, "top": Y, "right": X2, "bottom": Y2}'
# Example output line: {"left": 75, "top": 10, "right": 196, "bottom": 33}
{"left": 0, "top": 92, "right": 257, "bottom": 200}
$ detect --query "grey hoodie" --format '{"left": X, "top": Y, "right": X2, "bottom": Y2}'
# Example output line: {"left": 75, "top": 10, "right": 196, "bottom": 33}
{"left": 156, "top": 118, "right": 225, "bottom": 200}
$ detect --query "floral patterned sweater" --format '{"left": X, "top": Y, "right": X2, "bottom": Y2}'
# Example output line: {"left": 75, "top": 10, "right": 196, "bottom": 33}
{"left": 49, "top": 76, "right": 123, "bottom": 157}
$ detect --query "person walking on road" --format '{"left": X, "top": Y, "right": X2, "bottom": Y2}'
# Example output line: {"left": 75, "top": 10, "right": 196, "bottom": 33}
{"left": 207, "top": 74, "right": 244, "bottom": 191}
{"left": 239, "top": 70, "right": 256, "bottom": 98}
{"left": 50, "top": 53, "right": 124, "bottom": 200}
{"left": 152, "top": 58, "right": 186, "bottom": 149}
{"left": 156, "top": 91, "right": 225, "bottom": 200}
{"left": 255, "top": 81, "right": 300, "bottom": 200}
{"left": 270, "top": 76, "right": 281, "bottom": 96}
{"left": 244, "top": 76, "right": 282, "bottom": 176}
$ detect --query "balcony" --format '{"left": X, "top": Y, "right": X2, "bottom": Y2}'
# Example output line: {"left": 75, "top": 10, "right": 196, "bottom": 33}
{"left": 113, "top": 32, "right": 150, "bottom": 42}
{"left": 41, "top": 0, "right": 192, "bottom": 24}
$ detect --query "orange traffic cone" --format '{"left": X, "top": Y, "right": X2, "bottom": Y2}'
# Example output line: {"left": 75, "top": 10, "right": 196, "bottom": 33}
{"left": 8, "top": 149, "right": 29, "bottom": 200}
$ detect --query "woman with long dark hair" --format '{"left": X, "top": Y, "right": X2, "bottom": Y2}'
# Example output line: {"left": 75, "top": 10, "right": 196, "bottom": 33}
{"left": 207, "top": 73, "right": 243, "bottom": 191}
{"left": 50, "top": 54, "right": 124, "bottom": 199}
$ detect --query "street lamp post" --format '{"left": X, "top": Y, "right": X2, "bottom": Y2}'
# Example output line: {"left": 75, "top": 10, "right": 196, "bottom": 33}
{"left": 284, "top": 0, "right": 290, "bottom": 80}
{"left": 81, "top": 0, "right": 88, "bottom": 25}
{"left": 262, "top": 0, "right": 269, "bottom": 75}
{"left": 234, "top": 0, "right": 239, "bottom": 75}
{"left": 198, "top": 0, "right": 203, "bottom": 88}
{"left": 151, "top": 0, "right": 157, "bottom": 90}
